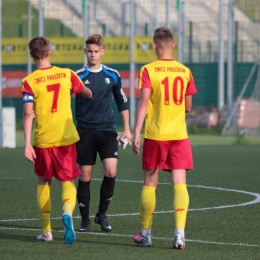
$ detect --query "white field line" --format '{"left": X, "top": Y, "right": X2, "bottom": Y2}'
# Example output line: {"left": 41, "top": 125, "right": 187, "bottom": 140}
{"left": 0, "top": 226, "right": 259, "bottom": 248}
{"left": 1, "top": 179, "right": 260, "bottom": 223}
{"left": 1, "top": 178, "right": 260, "bottom": 248}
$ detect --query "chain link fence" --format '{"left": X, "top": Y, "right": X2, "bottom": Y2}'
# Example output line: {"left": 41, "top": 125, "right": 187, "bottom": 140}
{"left": 2, "top": 0, "right": 260, "bottom": 135}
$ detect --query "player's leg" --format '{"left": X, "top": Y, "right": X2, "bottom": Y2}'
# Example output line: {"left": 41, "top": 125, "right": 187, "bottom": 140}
{"left": 34, "top": 146, "right": 53, "bottom": 241}
{"left": 53, "top": 144, "right": 82, "bottom": 244}
{"left": 55, "top": 144, "right": 82, "bottom": 216}
{"left": 77, "top": 165, "right": 92, "bottom": 232}
{"left": 49, "top": 143, "right": 81, "bottom": 244}
{"left": 76, "top": 127, "right": 98, "bottom": 232}
{"left": 171, "top": 169, "right": 188, "bottom": 249}
{"left": 133, "top": 139, "right": 165, "bottom": 247}
{"left": 61, "top": 180, "right": 77, "bottom": 245}
{"left": 61, "top": 180, "right": 77, "bottom": 214}
{"left": 133, "top": 169, "right": 158, "bottom": 247}
{"left": 140, "top": 170, "right": 159, "bottom": 232}
{"left": 36, "top": 177, "right": 52, "bottom": 241}
{"left": 95, "top": 131, "right": 118, "bottom": 232}
{"left": 165, "top": 138, "right": 193, "bottom": 249}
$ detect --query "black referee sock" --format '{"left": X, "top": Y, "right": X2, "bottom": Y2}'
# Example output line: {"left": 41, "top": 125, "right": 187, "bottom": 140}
{"left": 77, "top": 179, "right": 91, "bottom": 222}
{"left": 97, "top": 176, "right": 116, "bottom": 216}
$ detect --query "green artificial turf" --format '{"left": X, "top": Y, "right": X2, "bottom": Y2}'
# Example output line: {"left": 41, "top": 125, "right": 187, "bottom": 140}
{"left": 0, "top": 144, "right": 260, "bottom": 259}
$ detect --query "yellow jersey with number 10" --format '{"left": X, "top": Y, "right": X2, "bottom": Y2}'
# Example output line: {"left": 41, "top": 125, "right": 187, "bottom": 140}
{"left": 138, "top": 59, "right": 197, "bottom": 141}
{"left": 21, "top": 66, "right": 84, "bottom": 148}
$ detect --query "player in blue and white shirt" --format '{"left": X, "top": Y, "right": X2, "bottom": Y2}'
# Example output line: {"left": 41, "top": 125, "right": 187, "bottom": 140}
{"left": 75, "top": 34, "right": 132, "bottom": 233}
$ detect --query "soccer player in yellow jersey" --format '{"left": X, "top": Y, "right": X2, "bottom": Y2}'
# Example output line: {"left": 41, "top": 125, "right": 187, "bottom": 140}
{"left": 21, "top": 37, "right": 92, "bottom": 244}
{"left": 132, "top": 27, "right": 197, "bottom": 249}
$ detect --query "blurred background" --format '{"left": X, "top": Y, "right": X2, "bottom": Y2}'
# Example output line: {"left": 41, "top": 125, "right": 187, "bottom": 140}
{"left": 1, "top": 0, "right": 260, "bottom": 148}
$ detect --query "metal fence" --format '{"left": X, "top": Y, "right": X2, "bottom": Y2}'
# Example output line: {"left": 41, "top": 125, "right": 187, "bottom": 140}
{"left": 1, "top": 0, "right": 260, "bottom": 134}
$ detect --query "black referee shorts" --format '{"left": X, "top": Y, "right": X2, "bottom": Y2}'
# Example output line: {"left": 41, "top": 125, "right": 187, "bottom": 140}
{"left": 76, "top": 127, "right": 119, "bottom": 165}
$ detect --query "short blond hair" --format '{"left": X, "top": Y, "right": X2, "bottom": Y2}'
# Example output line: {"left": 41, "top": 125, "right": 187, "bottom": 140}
{"left": 85, "top": 34, "right": 105, "bottom": 49}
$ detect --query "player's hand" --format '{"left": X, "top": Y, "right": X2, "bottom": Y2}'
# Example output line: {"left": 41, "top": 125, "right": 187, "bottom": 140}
{"left": 24, "top": 144, "right": 37, "bottom": 164}
{"left": 132, "top": 133, "right": 141, "bottom": 155}
{"left": 117, "top": 131, "right": 132, "bottom": 149}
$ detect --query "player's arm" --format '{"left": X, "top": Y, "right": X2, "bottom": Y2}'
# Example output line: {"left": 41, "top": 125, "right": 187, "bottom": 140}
{"left": 185, "top": 71, "right": 197, "bottom": 113}
{"left": 80, "top": 86, "right": 92, "bottom": 98}
{"left": 133, "top": 67, "right": 151, "bottom": 155}
{"left": 133, "top": 88, "right": 151, "bottom": 155}
{"left": 71, "top": 71, "right": 92, "bottom": 98}
{"left": 185, "top": 95, "right": 192, "bottom": 113}
{"left": 119, "top": 109, "right": 132, "bottom": 143}
{"left": 113, "top": 75, "right": 132, "bottom": 143}
{"left": 23, "top": 100, "right": 36, "bottom": 163}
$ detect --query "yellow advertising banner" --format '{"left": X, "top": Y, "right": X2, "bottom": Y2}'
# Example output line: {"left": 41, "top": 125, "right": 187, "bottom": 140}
{"left": 2, "top": 38, "right": 85, "bottom": 64}
{"left": 2, "top": 38, "right": 28, "bottom": 64}
{"left": 135, "top": 36, "right": 178, "bottom": 62}
{"left": 2, "top": 37, "right": 178, "bottom": 64}
{"left": 102, "top": 37, "right": 130, "bottom": 63}
{"left": 47, "top": 38, "right": 84, "bottom": 64}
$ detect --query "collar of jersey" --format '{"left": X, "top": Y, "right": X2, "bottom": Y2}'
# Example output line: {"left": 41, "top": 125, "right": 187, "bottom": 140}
{"left": 84, "top": 65, "right": 103, "bottom": 73}
{"left": 39, "top": 66, "right": 53, "bottom": 70}
{"left": 159, "top": 59, "right": 174, "bottom": 61}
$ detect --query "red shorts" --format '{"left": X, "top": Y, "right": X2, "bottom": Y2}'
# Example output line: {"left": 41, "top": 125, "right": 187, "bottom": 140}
{"left": 142, "top": 138, "right": 193, "bottom": 171}
{"left": 34, "top": 144, "right": 82, "bottom": 181}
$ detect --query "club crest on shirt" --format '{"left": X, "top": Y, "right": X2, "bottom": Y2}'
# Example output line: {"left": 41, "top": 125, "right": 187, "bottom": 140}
{"left": 105, "top": 78, "right": 110, "bottom": 85}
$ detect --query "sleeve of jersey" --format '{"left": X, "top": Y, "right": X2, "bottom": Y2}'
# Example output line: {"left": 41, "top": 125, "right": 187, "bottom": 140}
{"left": 21, "top": 80, "right": 34, "bottom": 103}
{"left": 113, "top": 75, "right": 128, "bottom": 112}
{"left": 185, "top": 72, "right": 197, "bottom": 96}
{"left": 70, "top": 71, "right": 84, "bottom": 94}
{"left": 138, "top": 67, "right": 152, "bottom": 90}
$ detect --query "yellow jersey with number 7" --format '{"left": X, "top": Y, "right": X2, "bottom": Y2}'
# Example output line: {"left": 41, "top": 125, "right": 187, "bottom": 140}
{"left": 138, "top": 59, "right": 197, "bottom": 140}
{"left": 21, "top": 66, "right": 84, "bottom": 148}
